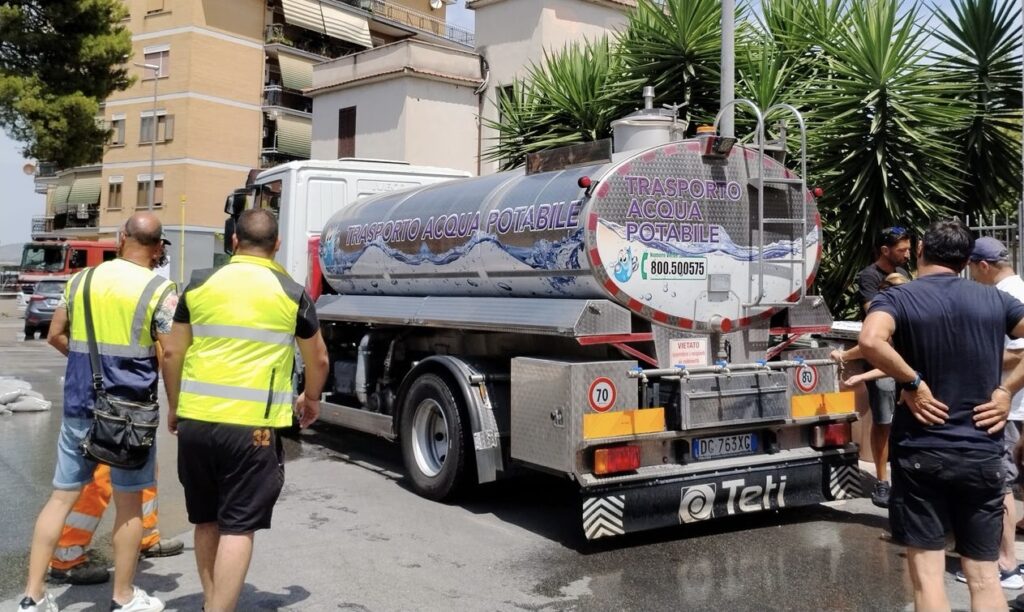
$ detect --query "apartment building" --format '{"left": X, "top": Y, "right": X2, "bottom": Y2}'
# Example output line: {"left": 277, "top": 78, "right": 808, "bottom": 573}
{"left": 35, "top": 0, "right": 471, "bottom": 285}
{"left": 307, "top": 0, "right": 632, "bottom": 176}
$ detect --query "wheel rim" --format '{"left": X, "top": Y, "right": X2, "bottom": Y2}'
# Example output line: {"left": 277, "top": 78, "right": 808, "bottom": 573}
{"left": 411, "top": 398, "right": 448, "bottom": 477}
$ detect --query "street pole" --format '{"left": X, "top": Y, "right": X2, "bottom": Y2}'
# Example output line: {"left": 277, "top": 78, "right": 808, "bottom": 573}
{"left": 134, "top": 62, "right": 160, "bottom": 211}
{"left": 720, "top": 0, "right": 735, "bottom": 138}
{"left": 1018, "top": 0, "right": 1023, "bottom": 272}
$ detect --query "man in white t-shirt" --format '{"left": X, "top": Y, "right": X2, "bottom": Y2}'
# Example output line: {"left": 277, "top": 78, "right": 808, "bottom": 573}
{"left": 968, "top": 236, "right": 1024, "bottom": 588}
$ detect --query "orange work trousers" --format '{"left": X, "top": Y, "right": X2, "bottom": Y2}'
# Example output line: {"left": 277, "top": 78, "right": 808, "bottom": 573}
{"left": 50, "top": 464, "right": 161, "bottom": 570}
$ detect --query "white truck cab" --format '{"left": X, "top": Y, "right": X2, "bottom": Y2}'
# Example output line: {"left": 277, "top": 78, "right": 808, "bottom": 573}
{"left": 227, "top": 159, "right": 469, "bottom": 287}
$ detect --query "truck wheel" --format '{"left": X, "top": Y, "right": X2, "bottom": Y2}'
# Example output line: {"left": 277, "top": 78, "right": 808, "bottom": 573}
{"left": 400, "top": 373, "right": 468, "bottom": 501}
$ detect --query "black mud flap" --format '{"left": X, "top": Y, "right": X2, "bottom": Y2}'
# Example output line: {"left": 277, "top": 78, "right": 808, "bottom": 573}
{"left": 581, "top": 451, "right": 861, "bottom": 540}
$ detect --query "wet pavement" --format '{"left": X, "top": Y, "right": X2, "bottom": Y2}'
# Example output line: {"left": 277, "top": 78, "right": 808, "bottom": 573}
{"left": 0, "top": 298, "right": 1022, "bottom": 610}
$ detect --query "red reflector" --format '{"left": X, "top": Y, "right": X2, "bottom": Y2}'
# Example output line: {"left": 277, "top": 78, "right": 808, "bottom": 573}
{"left": 812, "top": 187, "right": 824, "bottom": 198}
{"left": 811, "top": 422, "right": 852, "bottom": 449}
{"left": 578, "top": 176, "right": 592, "bottom": 189}
{"left": 594, "top": 445, "right": 641, "bottom": 475}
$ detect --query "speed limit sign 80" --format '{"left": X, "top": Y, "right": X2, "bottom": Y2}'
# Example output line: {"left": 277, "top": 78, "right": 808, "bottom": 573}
{"left": 794, "top": 365, "right": 819, "bottom": 393}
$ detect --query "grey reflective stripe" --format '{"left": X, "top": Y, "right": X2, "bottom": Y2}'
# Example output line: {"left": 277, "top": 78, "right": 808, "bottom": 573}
{"left": 181, "top": 380, "right": 293, "bottom": 405}
{"left": 130, "top": 276, "right": 169, "bottom": 345}
{"left": 69, "top": 339, "right": 156, "bottom": 358}
{"left": 66, "top": 272, "right": 85, "bottom": 318}
{"left": 191, "top": 324, "right": 294, "bottom": 346}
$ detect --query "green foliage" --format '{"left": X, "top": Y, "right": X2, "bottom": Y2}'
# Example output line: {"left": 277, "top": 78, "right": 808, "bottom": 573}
{"left": 934, "top": 0, "right": 1023, "bottom": 215}
{"left": 811, "top": 0, "right": 971, "bottom": 316}
{"left": 616, "top": 0, "right": 729, "bottom": 129}
{"left": 0, "top": 0, "right": 132, "bottom": 168}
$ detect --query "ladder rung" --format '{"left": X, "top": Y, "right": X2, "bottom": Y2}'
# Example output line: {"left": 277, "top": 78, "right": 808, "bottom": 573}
{"left": 749, "top": 177, "right": 804, "bottom": 185}
{"left": 762, "top": 218, "right": 804, "bottom": 224}
{"left": 761, "top": 258, "right": 804, "bottom": 264}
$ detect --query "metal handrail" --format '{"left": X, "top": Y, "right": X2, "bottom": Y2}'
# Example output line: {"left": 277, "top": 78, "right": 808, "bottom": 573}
{"left": 358, "top": 0, "right": 474, "bottom": 47}
{"left": 714, "top": 99, "right": 766, "bottom": 308}
{"left": 763, "top": 103, "right": 809, "bottom": 305}
{"left": 628, "top": 358, "right": 835, "bottom": 379}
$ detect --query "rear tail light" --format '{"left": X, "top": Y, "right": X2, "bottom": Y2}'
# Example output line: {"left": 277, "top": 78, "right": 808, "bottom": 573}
{"left": 811, "top": 422, "right": 852, "bottom": 449}
{"left": 593, "top": 445, "right": 641, "bottom": 476}
{"left": 29, "top": 294, "right": 45, "bottom": 302}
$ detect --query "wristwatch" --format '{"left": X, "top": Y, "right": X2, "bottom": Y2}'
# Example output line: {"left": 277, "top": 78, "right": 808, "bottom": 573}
{"left": 904, "top": 372, "right": 922, "bottom": 391}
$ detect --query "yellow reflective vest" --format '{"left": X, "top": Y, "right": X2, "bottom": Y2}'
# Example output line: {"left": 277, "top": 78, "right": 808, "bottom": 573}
{"left": 177, "top": 254, "right": 304, "bottom": 428}
{"left": 64, "top": 258, "right": 175, "bottom": 418}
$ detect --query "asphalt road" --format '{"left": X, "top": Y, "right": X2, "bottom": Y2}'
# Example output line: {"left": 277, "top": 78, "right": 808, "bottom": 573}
{"left": 1, "top": 299, "right": 1022, "bottom": 611}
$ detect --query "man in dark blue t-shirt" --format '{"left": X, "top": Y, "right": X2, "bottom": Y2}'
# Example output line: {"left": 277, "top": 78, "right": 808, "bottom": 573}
{"left": 861, "top": 219, "right": 1024, "bottom": 611}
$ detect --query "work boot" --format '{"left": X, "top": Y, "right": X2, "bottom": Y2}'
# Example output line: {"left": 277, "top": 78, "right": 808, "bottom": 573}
{"left": 870, "top": 481, "right": 890, "bottom": 508}
{"left": 48, "top": 558, "right": 109, "bottom": 585}
{"left": 140, "top": 538, "right": 183, "bottom": 558}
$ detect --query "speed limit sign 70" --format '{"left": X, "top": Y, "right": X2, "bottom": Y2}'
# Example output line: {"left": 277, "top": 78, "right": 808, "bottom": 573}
{"left": 588, "top": 377, "right": 617, "bottom": 412}
{"left": 795, "top": 365, "right": 819, "bottom": 393}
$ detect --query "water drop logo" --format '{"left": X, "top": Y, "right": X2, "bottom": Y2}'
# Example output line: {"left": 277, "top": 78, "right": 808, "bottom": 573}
{"left": 679, "top": 484, "right": 717, "bottom": 523}
{"left": 613, "top": 247, "right": 639, "bottom": 283}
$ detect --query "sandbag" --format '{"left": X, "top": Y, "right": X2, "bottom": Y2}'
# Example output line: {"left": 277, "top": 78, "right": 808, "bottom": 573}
{"left": 8, "top": 396, "right": 51, "bottom": 412}
{"left": 0, "top": 388, "right": 23, "bottom": 405}
{"left": 20, "top": 390, "right": 45, "bottom": 400}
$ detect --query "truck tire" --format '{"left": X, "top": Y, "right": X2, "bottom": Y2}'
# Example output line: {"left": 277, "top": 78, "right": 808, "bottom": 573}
{"left": 399, "top": 373, "right": 469, "bottom": 501}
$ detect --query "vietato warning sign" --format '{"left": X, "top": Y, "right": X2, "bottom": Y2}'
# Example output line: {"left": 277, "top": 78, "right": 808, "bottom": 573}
{"left": 670, "top": 338, "right": 709, "bottom": 367}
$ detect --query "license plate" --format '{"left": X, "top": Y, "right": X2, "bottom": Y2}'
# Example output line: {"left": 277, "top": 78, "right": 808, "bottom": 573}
{"left": 45, "top": 298, "right": 58, "bottom": 307}
{"left": 691, "top": 432, "right": 758, "bottom": 460}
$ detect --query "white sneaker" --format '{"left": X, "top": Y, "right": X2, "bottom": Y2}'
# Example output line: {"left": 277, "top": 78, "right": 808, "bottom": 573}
{"left": 17, "top": 591, "right": 58, "bottom": 611}
{"left": 111, "top": 587, "right": 164, "bottom": 612}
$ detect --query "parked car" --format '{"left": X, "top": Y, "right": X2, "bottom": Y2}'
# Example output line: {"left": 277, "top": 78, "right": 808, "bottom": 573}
{"left": 24, "top": 280, "right": 65, "bottom": 340}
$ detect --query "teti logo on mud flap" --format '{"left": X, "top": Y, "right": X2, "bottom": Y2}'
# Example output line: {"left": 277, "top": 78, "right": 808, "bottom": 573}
{"left": 678, "top": 475, "right": 787, "bottom": 523}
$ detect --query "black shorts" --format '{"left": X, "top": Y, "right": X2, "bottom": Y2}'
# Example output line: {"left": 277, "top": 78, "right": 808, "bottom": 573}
{"left": 177, "top": 418, "right": 285, "bottom": 533}
{"left": 889, "top": 447, "right": 1004, "bottom": 561}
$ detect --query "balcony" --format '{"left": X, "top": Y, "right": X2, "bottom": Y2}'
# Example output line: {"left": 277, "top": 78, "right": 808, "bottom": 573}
{"left": 352, "top": 0, "right": 474, "bottom": 47}
{"left": 263, "top": 84, "right": 313, "bottom": 113}
{"left": 31, "top": 216, "right": 55, "bottom": 238}
{"left": 265, "top": 23, "right": 356, "bottom": 59}
{"left": 53, "top": 204, "right": 99, "bottom": 232}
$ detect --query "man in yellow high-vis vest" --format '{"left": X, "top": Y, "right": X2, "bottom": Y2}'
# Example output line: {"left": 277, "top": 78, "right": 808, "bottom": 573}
{"left": 18, "top": 213, "right": 172, "bottom": 612}
{"left": 162, "top": 208, "right": 328, "bottom": 612}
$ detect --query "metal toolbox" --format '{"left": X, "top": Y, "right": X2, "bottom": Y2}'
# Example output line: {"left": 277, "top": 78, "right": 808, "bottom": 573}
{"left": 510, "top": 357, "right": 636, "bottom": 473}
{"left": 665, "top": 371, "right": 789, "bottom": 430}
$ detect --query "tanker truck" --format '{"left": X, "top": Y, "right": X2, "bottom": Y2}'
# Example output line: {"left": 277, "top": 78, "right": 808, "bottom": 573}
{"left": 229, "top": 96, "right": 861, "bottom": 539}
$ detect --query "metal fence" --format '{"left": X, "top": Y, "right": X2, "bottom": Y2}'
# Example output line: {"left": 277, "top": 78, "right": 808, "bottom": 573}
{"left": 963, "top": 213, "right": 1022, "bottom": 274}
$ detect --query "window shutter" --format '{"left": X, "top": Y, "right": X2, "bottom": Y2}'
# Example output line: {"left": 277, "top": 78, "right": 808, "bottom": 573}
{"left": 163, "top": 115, "right": 174, "bottom": 141}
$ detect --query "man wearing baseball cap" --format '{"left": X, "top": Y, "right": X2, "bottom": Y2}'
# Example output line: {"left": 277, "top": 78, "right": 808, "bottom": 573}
{"left": 968, "top": 236, "right": 1024, "bottom": 590}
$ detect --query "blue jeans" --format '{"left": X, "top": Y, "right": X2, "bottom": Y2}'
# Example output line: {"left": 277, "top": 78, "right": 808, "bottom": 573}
{"left": 52, "top": 417, "right": 156, "bottom": 492}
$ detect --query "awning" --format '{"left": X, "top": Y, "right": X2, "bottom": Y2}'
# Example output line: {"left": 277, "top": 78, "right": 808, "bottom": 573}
{"left": 278, "top": 53, "right": 316, "bottom": 91}
{"left": 276, "top": 115, "right": 311, "bottom": 158}
{"left": 51, "top": 184, "right": 71, "bottom": 214}
{"left": 281, "top": 0, "right": 372, "bottom": 48}
{"left": 67, "top": 177, "right": 101, "bottom": 205}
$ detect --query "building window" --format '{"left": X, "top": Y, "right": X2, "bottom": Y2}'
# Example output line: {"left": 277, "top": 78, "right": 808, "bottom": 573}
{"left": 109, "top": 117, "right": 125, "bottom": 146}
{"left": 337, "top": 107, "right": 356, "bottom": 159}
{"left": 142, "top": 46, "right": 169, "bottom": 78}
{"left": 136, "top": 178, "right": 164, "bottom": 209}
{"left": 107, "top": 182, "right": 122, "bottom": 210}
{"left": 140, "top": 112, "right": 174, "bottom": 144}
{"left": 146, "top": 0, "right": 165, "bottom": 14}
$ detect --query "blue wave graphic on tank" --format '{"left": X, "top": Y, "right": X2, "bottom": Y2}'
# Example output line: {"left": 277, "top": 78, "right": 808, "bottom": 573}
{"left": 597, "top": 219, "right": 819, "bottom": 261}
{"left": 320, "top": 229, "right": 586, "bottom": 293}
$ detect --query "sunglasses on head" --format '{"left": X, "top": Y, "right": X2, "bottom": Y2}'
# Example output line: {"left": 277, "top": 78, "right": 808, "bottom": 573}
{"left": 882, "top": 226, "right": 908, "bottom": 237}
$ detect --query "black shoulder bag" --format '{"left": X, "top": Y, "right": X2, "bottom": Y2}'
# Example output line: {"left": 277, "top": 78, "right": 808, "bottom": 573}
{"left": 78, "top": 268, "right": 160, "bottom": 470}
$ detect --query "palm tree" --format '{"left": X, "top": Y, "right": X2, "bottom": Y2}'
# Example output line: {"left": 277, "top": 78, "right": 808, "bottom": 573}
{"left": 615, "top": 0, "right": 729, "bottom": 132}
{"left": 810, "top": 0, "right": 971, "bottom": 315}
{"left": 481, "top": 37, "right": 641, "bottom": 170}
{"left": 934, "top": 0, "right": 1022, "bottom": 216}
